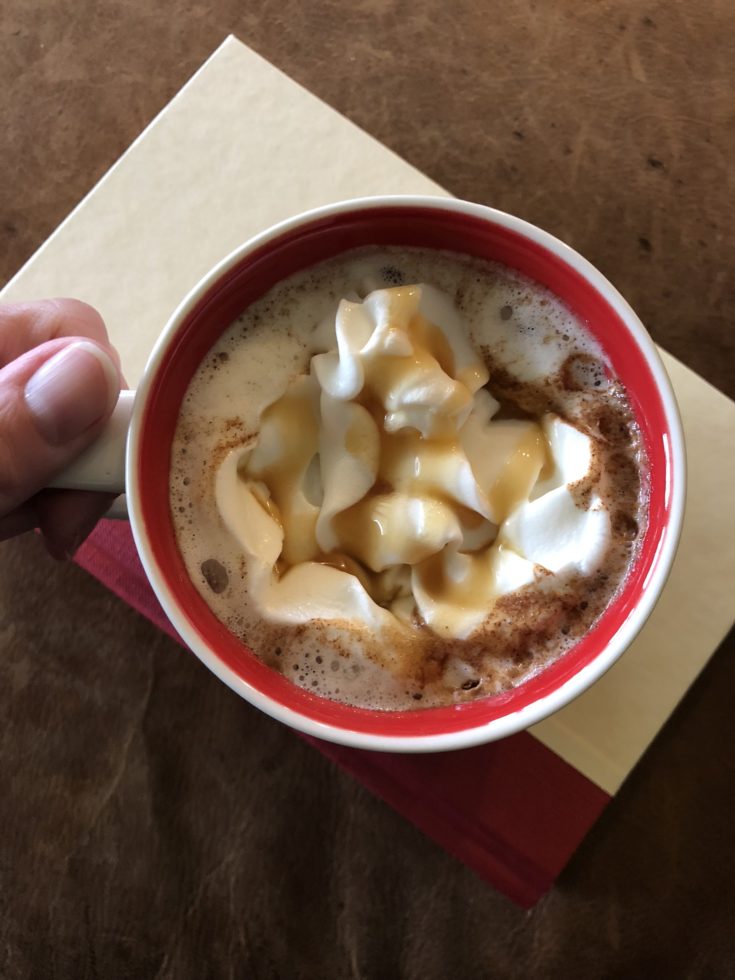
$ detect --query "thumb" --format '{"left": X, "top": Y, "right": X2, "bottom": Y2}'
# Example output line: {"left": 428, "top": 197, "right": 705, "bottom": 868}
{"left": 0, "top": 338, "right": 121, "bottom": 517}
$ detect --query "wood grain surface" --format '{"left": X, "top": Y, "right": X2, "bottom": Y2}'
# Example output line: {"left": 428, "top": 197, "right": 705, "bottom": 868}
{"left": 1, "top": 2, "right": 733, "bottom": 977}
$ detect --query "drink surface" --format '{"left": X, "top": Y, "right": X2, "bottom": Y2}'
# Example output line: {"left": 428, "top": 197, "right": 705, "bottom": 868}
{"left": 171, "top": 247, "right": 647, "bottom": 710}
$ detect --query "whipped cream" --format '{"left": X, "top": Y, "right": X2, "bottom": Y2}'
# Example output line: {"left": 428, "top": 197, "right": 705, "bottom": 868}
{"left": 215, "top": 283, "right": 611, "bottom": 640}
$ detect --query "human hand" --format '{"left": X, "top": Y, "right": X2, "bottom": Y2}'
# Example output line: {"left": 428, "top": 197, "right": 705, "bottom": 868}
{"left": 0, "top": 299, "right": 122, "bottom": 558}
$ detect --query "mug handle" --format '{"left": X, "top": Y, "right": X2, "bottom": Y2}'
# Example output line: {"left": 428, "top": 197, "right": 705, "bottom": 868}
{"left": 47, "top": 389, "right": 135, "bottom": 519}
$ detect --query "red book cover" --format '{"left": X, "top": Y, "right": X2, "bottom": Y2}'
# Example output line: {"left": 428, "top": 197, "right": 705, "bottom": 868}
{"left": 76, "top": 520, "right": 610, "bottom": 907}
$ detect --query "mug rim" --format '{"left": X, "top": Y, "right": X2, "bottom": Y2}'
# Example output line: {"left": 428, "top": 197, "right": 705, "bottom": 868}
{"left": 125, "top": 195, "right": 686, "bottom": 752}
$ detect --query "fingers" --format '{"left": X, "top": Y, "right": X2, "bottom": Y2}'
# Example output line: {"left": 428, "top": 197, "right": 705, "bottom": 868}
{"left": 0, "top": 490, "right": 118, "bottom": 559}
{"left": 0, "top": 300, "right": 125, "bottom": 557}
{"left": 0, "top": 337, "right": 121, "bottom": 518}
{"left": 0, "top": 501, "right": 37, "bottom": 541}
{"left": 0, "top": 298, "right": 114, "bottom": 367}
{"left": 35, "top": 488, "right": 118, "bottom": 559}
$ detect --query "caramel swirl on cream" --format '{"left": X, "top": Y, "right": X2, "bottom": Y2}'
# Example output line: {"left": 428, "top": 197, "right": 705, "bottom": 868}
{"left": 215, "top": 285, "right": 610, "bottom": 639}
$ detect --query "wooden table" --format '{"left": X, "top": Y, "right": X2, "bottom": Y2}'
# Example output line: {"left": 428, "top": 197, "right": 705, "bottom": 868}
{"left": 2, "top": 2, "right": 733, "bottom": 976}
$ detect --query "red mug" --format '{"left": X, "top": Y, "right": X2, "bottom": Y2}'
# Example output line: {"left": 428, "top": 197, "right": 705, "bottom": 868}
{"left": 55, "top": 196, "right": 686, "bottom": 751}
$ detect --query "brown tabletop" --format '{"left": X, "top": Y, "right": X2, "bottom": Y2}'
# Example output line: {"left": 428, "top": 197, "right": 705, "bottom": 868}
{"left": 2, "top": 2, "right": 734, "bottom": 977}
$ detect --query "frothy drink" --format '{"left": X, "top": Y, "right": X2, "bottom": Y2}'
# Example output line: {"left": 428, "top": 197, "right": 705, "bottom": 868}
{"left": 170, "top": 247, "right": 647, "bottom": 710}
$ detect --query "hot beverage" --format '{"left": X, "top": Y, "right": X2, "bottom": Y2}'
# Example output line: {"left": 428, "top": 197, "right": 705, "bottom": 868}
{"left": 170, "top": 246, "right": 647, "bottom": 710}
